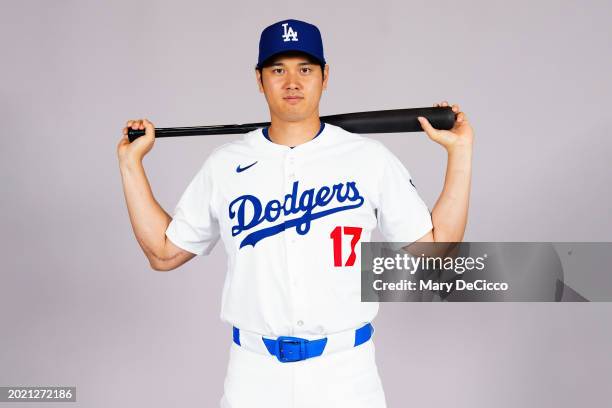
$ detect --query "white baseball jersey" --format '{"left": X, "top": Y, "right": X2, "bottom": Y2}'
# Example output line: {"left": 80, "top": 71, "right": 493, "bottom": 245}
{"left": 165, "top": 122, "right": 433, "bottom": 337}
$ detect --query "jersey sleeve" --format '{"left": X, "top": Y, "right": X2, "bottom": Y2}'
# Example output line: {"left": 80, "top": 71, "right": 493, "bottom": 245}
{"left": 165, "top": 157, "right": 220, "bottom": 256}
{"left": 375, "top": 144, "right": 433, "bottom": 246}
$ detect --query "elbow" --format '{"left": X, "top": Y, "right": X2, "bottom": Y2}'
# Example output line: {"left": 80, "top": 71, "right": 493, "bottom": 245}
{"left": 432, "top": 233, "right": 464, "bottom": 243}
{"left": 149, "top": 258, "right": 172, "bottom": 272}
{"left": 431, "top": 227, "right": 464, "bottom": 243}
{"left": 147, "top": 242, "right": 174, "bottom": 272}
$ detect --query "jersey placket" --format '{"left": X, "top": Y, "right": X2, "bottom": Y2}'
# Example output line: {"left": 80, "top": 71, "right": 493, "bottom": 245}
{"left": 283, "top": 150, "right": 306, "bottom": 334}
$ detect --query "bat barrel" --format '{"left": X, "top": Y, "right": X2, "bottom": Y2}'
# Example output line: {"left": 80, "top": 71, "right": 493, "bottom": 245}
{"left": 321, "top": 107, "right": 454, "bottom": 134}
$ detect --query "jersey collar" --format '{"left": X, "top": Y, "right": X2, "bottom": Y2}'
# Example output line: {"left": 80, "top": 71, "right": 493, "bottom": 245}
{"left": 254, "top": 121, "right": 330, "bottom": 154}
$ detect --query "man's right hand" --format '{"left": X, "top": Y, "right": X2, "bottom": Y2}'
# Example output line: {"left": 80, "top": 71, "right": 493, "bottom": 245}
{"left": 117, "top": 118, "right": 156, "bottom": 166}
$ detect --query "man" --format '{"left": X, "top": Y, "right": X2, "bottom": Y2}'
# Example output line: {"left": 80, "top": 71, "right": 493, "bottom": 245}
{"left": 117, "top": 18, "right": 473, "bottom": 408}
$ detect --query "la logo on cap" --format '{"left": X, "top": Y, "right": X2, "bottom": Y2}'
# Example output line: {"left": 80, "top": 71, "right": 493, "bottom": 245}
{"left": 281, "top": 23, "right": 298, "bottom": 42}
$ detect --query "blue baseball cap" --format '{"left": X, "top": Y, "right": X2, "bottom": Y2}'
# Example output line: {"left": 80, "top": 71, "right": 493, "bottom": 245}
{"left": 257, "top": 19, "right": 326, "bottom": 69}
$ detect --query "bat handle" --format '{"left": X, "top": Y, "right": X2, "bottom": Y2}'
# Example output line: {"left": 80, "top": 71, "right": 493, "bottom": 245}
{"left": 128, "top": 128, "right": 146, "bottom": 143}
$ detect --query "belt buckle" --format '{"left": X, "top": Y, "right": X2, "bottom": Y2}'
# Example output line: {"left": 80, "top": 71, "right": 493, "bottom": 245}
{"left": 274, "top": 336, "right": 308, "bottom": 363}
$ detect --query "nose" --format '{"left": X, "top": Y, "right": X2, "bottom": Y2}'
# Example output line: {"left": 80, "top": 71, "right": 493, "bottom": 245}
{"left": 284, "top": 69, "right": 301, "bottom": 90}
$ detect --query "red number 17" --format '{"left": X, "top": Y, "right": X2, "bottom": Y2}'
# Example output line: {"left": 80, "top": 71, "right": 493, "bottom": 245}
{"left": 330, "top": 226, "right": 363, "bottom": 267}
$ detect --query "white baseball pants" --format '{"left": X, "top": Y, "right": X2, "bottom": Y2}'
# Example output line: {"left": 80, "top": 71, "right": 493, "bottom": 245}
{"left": 219, "top": 338, "right": 387, "bottom": 408}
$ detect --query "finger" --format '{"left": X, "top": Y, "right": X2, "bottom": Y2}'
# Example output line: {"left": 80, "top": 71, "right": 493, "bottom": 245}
{"left": 441, "top": 101, "right": 448, "bottom": 106}
{"left": 119, "top": 134, "right": 130, "bottom": 148}
{"left": 452, "top": 104, "right": 459, "bottom": 113}
{"left": 143, "top": 119, "right": 154, "bottom": 136}
{"left": 417, "top": 116, "right": 438, "bottom": 135}
{"left": 126, "top": 120, "right": 133, "bottom": 127}
{"left": 457, "top": 112, "right": 465, "bottom": 122}
{"left": 143, "top": 119, "right": 155, "bottom": 139}
{"left": 131, "top": 119, "right": 140, "bottom": 130}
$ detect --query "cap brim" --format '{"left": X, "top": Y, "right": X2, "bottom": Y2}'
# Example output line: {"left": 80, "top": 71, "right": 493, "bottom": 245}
{"left": 257, "top": 49, "right": 325, "bottom": 69}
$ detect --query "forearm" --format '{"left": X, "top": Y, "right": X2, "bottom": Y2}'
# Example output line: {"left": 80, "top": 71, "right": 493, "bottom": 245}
{"left": 431, "top": 145, "right": 473, "bottom": 242}
{"left": 119, "top": 160, "right": 172, "bottom": 266}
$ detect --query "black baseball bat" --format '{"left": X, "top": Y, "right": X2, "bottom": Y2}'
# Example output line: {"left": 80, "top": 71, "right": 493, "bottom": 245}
{"left": 127, "top": 106, "right": 455, "bottom": 142}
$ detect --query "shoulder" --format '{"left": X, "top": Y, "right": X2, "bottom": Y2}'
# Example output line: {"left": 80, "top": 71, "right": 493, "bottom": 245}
{"left": 199, "top": 129, "right": 263, "bottom": 168}
{"left": 325, "top": 123, "right": 392, "bottom": 159}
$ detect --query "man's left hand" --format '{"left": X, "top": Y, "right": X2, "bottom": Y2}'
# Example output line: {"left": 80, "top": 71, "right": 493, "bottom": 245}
{"left": 417, "top": 101, "right": 474, "bottom": 153}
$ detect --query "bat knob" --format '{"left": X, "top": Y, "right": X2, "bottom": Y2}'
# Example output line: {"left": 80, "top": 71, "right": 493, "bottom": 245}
{"left": 128, "top": 128, "right": 146, "bottom": 143}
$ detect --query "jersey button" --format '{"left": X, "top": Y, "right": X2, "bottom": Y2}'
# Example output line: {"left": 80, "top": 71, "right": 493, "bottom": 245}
{"left": 297, "top": 320, "right": 304, "bottom": 326}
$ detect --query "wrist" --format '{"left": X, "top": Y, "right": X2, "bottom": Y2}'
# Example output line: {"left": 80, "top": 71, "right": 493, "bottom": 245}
{"left": 119, "top": 156, "right": 143, "bottom": 173}
{"left": 446, "top": 140, "right": 473, "bottom": 156}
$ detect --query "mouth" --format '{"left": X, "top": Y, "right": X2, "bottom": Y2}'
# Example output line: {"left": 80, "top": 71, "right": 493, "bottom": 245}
{"left": 283, "top": 96, "right": 303, "bottom": 105}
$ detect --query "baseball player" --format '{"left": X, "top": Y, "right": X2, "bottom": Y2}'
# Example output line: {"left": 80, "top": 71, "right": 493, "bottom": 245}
{"left": 117, "top": 19, "right": 473, "bottom": 408}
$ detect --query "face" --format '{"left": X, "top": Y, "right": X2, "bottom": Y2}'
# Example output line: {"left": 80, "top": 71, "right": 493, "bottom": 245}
{"left": 256, "top": 53, "right": 329, "bottom": 122}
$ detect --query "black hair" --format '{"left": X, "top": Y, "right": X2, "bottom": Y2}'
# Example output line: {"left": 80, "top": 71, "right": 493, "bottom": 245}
{"left": 256, "top": 50, "right": 326, "bottom": 82}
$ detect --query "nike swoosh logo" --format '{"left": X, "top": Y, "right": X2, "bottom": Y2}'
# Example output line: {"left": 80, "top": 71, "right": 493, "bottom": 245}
{"left": 236, "top": 161, "right": 258, "bottom": 173}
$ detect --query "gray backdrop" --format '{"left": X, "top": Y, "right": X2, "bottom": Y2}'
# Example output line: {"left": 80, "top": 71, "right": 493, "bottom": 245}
{"left": 1, "top": 0, "right": 611, "bottom": 407}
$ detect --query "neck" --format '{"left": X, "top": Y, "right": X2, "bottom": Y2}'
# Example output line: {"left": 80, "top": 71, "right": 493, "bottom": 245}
{"left": 268, "top": 111, "right": 321, "bottom": 147}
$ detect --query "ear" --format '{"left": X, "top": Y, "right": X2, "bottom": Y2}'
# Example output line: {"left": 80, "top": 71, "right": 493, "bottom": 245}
{"left": 322, "top": 64, "right": 330, "bottom": 91}
{"left": 255, "top": 69, "right": 264, "bottom": 93}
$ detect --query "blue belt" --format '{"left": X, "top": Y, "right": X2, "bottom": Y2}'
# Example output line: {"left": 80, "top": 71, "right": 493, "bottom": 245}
{"left": 232, "top": 322, "right": 374, "bottom": 363}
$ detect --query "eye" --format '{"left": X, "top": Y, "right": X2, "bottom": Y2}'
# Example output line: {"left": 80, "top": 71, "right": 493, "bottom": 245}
{"left": 301, "top": 67, "right": 312, "bottom": 74}
{"left": 272, "top": 67, "right": 284, "bottom": 74}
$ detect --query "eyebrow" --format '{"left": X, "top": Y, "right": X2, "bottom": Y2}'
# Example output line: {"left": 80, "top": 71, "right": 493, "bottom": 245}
{"left": 268, "top": 61, "right": 314, "bottom": 67}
